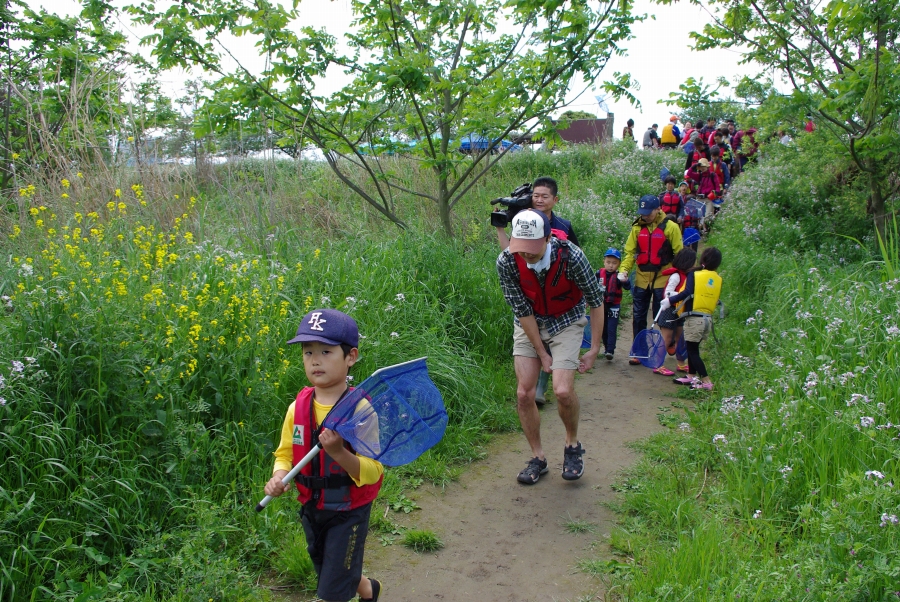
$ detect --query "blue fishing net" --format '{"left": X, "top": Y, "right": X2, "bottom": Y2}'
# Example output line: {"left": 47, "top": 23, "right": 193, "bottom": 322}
{"left": 581, "top": 315, "right": 591, "bottom": 349}
{"left": 629, "top": 327, "right": 666, "bottom": 369}
{"left": 322, "top": 358, "right": 448, "bottom": 467}
{"left": 684, "top": 199, "right": 706, "bottom": 220}
{"left": 675, "top": 332, "right": 687, "bottom": 361}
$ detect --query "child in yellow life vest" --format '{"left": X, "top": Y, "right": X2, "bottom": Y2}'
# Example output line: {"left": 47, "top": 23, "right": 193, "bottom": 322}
{"left": 264, "top": 309, "right": 383, "bottom": 602}
{"left": 660, "top": 247, "right": 723, "bottom": 391}
{"left": 652, "top": 248, "right": 696, "bottom": 377}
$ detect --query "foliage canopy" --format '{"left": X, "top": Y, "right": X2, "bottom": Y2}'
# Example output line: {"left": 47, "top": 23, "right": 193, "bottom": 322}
{"left": 129, "top": 0, "right": 640, "bottom": 235}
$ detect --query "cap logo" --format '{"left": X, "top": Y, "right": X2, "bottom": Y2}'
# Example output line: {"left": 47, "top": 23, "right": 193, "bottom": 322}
{"left": 640, "top": 201, "right": 647, "bottom": 208}
{"left": 308, "top": 312, "right": 327, "bottom": 331}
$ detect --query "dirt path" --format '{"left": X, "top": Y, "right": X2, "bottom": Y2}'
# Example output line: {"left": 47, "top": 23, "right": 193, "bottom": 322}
{"left": 362, "top": 335, "right": 672, "bottom": 602}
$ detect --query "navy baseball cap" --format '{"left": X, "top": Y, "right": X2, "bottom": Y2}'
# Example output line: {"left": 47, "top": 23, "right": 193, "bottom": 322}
{"left": 287, "top": 309, "right": 359, "bottom": 347}
{"left": 638, "top": 194, "right": 660, "bottom": 215}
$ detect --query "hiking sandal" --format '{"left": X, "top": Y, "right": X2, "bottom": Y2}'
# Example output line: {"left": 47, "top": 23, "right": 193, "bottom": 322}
{"left": 517, "top": 457, "right": 549, "bottom": 484}
{"left": 562, "top": 442, "right": 585, "bottom": 481}
{"left": 361, "top": 578, "right": 381, "bottom": 602}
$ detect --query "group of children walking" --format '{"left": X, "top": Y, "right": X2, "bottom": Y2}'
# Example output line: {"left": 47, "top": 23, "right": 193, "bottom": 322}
{"left": 598, "top": 240, "right": 723, "bottom": 391}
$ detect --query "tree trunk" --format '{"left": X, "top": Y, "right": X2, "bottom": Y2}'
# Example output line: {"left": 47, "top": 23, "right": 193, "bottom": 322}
{"left": 438, "top": 179, "right": 453, "bottom": 237}
{"left": 869, "top": 172, "right": 887, "bottom": 242}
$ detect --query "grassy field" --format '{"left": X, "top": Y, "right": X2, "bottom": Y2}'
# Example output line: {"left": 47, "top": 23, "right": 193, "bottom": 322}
{"left": 0, "top": 143, "right": 673, "bottom": 600}
{"left": 597, "top": 139, "right": 900, "bottom": 600}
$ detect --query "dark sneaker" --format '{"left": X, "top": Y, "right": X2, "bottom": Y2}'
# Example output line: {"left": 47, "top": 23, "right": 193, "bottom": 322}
{"left": 605, "top": 351, "right": 614, "bottom": 361}
{"left": 517, "top": 457, "right": 549, "bottom": 484}
{"left": 628, "top": 357, "right": 641, "bottom": 365}
{"left": 562, "top": 442, "right": 585, "bottom": 481}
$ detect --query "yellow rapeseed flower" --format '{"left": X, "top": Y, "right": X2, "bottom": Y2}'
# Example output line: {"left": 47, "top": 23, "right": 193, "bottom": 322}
{"left": 61, "top": 179, "right": 70, "bottom": 188}
{"left": 11, "top": 153, "right": 19, "bottom": 160}
{"left": 114, "top": 189, "right": 121, "bottom": 198}
{"left": 29, "top": 208, "right": 38, "bottom": 216}
{"left": 61, "top": 193, "right": 69, "bottom": 199}
{"left": 127, "top": 136, "right": 135, "bottom": 142}
{"left": 314, "top": 248, "right": 321, "bottom": 259}
{"left": 77, "top": 172, "right": 83, "bottom": 178}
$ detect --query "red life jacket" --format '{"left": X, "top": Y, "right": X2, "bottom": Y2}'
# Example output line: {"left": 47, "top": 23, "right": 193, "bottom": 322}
{"left": 659, "top": 191, "right": 681, "bottom": 215}
{"left": 635, "top": 221, "right": 673, "bottom": 272}
{"left": 292, "top": 387, "right": 382, "bottom": 511}
{"left": 513, "top": 241, "right": 584, "bottom": 317}
{"left": 682, "top": 211, "right": 699, "bottom": 229}
{"left": 598, "top": 269, "right": 624, "bottom": 306}
{"left": 661, "top": 267, "right": 687, "bottom": 294}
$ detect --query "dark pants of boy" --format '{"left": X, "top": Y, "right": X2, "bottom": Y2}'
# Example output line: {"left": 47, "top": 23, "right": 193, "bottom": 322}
{"left": 601, "top": 304, "right": 621, "bottom": 354}
{"left": 686, "top": 341, "right": 708, "bottom": 378}
{"left": 631, "top": 286, "right": 664, "bottom": 338}
{"left": 301, "top": 502, "right": 372, "bottom": 602}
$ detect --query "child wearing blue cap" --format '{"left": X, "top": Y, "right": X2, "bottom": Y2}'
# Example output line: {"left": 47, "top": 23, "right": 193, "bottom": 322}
{"left": 597, "top": 248, "right": 630, "bottom": 360}
{"left": 264, "top": 309, "right": 383, "bottom": 602}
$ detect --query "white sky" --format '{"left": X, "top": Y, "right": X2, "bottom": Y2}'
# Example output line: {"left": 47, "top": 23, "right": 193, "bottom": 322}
{"left": 32, "top": 0, "right": 771, "bottom": 138}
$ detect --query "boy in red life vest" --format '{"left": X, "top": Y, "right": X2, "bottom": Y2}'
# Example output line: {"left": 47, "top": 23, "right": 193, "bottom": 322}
{"left": 658, "top": 175, "right": 684, "bottom": 225}
{"left": 264, "top": 309, "right": 382, "bottom": 602}
{"left": 709, "top": 146, "right": 731, "bottom": 190}
{"left": 597, "top": 248, "right": 631, "bottom": 361}
{"left": 618, "top": 195, "right": 683, "bottom": 365}
{"left": 496, "top": 209, "right": 605, "bottom": 484}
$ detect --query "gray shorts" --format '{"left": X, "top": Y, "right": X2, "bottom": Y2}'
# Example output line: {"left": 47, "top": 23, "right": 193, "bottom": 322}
{"left": 512, "top": 316, "right": 588, "bottom": 371}
{"left": 683, "top": 315, "right": 711, "bottom": 342}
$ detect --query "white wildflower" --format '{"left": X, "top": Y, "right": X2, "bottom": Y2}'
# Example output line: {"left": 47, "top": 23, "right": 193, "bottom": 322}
{"left": 879, "top": 513, "right": 899, "bottom": 527}
{"left": 390, "top": 332, "right": 399, "bottom": 338}
{"left": 861, "top": 416, "right": 875, "bottom": 428}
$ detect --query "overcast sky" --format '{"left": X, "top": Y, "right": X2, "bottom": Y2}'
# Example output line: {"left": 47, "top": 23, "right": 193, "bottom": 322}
{"left": 34, "top": 0, "right": 770, "bottom": 138}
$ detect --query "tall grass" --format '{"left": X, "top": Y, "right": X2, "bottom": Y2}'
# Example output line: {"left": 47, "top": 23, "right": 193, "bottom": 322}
{"left": 599, "top": 144, "right": 900, "bottom": 600}
{"left": 1, "top": 141, "right": 673, "bottom": 598}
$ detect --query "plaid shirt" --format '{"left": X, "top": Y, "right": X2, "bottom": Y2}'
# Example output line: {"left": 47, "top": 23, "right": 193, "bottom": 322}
{"left": 497, "top": 239, "right": 605, "bottom": 337}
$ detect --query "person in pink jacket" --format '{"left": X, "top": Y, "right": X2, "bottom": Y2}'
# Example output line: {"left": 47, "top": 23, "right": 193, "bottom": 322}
{"left": 687, "top": 158, "right": 722, "bottom": 199}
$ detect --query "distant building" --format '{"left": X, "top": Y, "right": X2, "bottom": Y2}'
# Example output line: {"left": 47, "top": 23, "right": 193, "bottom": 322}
{"left": 555, "top": 113, "right": 615, "bottom": 144}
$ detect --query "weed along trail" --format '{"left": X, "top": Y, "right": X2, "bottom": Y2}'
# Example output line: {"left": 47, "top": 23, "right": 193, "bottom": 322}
{"left": 362, "top": 335, "right": 666, "bottom": 602}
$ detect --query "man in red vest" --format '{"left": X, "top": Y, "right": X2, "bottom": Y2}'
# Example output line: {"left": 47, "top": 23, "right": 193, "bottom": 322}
{"left": 497, "top": 210, "right": 605, "bottom": 484}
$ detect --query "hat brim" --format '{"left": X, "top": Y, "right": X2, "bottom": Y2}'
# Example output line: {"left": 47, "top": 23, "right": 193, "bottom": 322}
{"left": 637, "top": 207, "right": 657, "bottom": 216}
{"left": 286, "top": 333, "right": 345, "bottom": 346}
{"left": 509, "top": 236, "right": 547, "bottom": 255}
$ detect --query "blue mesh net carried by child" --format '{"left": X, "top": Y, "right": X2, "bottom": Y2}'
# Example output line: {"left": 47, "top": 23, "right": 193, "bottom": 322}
{"left": 256, "top": 357, "right": 447, "bottom": 511}
{"left": 322, "top": 358, "right": 448, "bottom": 466}
{"left": 684, "top": 198, "right": 707, "bottom": 221}
{"left": 629, "top": 310, "right": 666, "bottom": 369}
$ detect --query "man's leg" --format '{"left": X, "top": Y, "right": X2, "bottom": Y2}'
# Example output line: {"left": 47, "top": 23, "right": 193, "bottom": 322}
{"left": 632, "top": 285, "right": 651, "bottom": 338}
{"left": 551, "top": 369, "right": 579, "bottom": 447}
{"left": 514, "top": 355, "right": 544, "bottom": 460}
{"left": 651, "top": 287, "right": 665, "bottom": 323}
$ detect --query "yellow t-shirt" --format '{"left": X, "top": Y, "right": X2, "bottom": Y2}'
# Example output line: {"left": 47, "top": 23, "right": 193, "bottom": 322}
{"left": 273, "top": 399, "right": 384, "bottom": 487}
